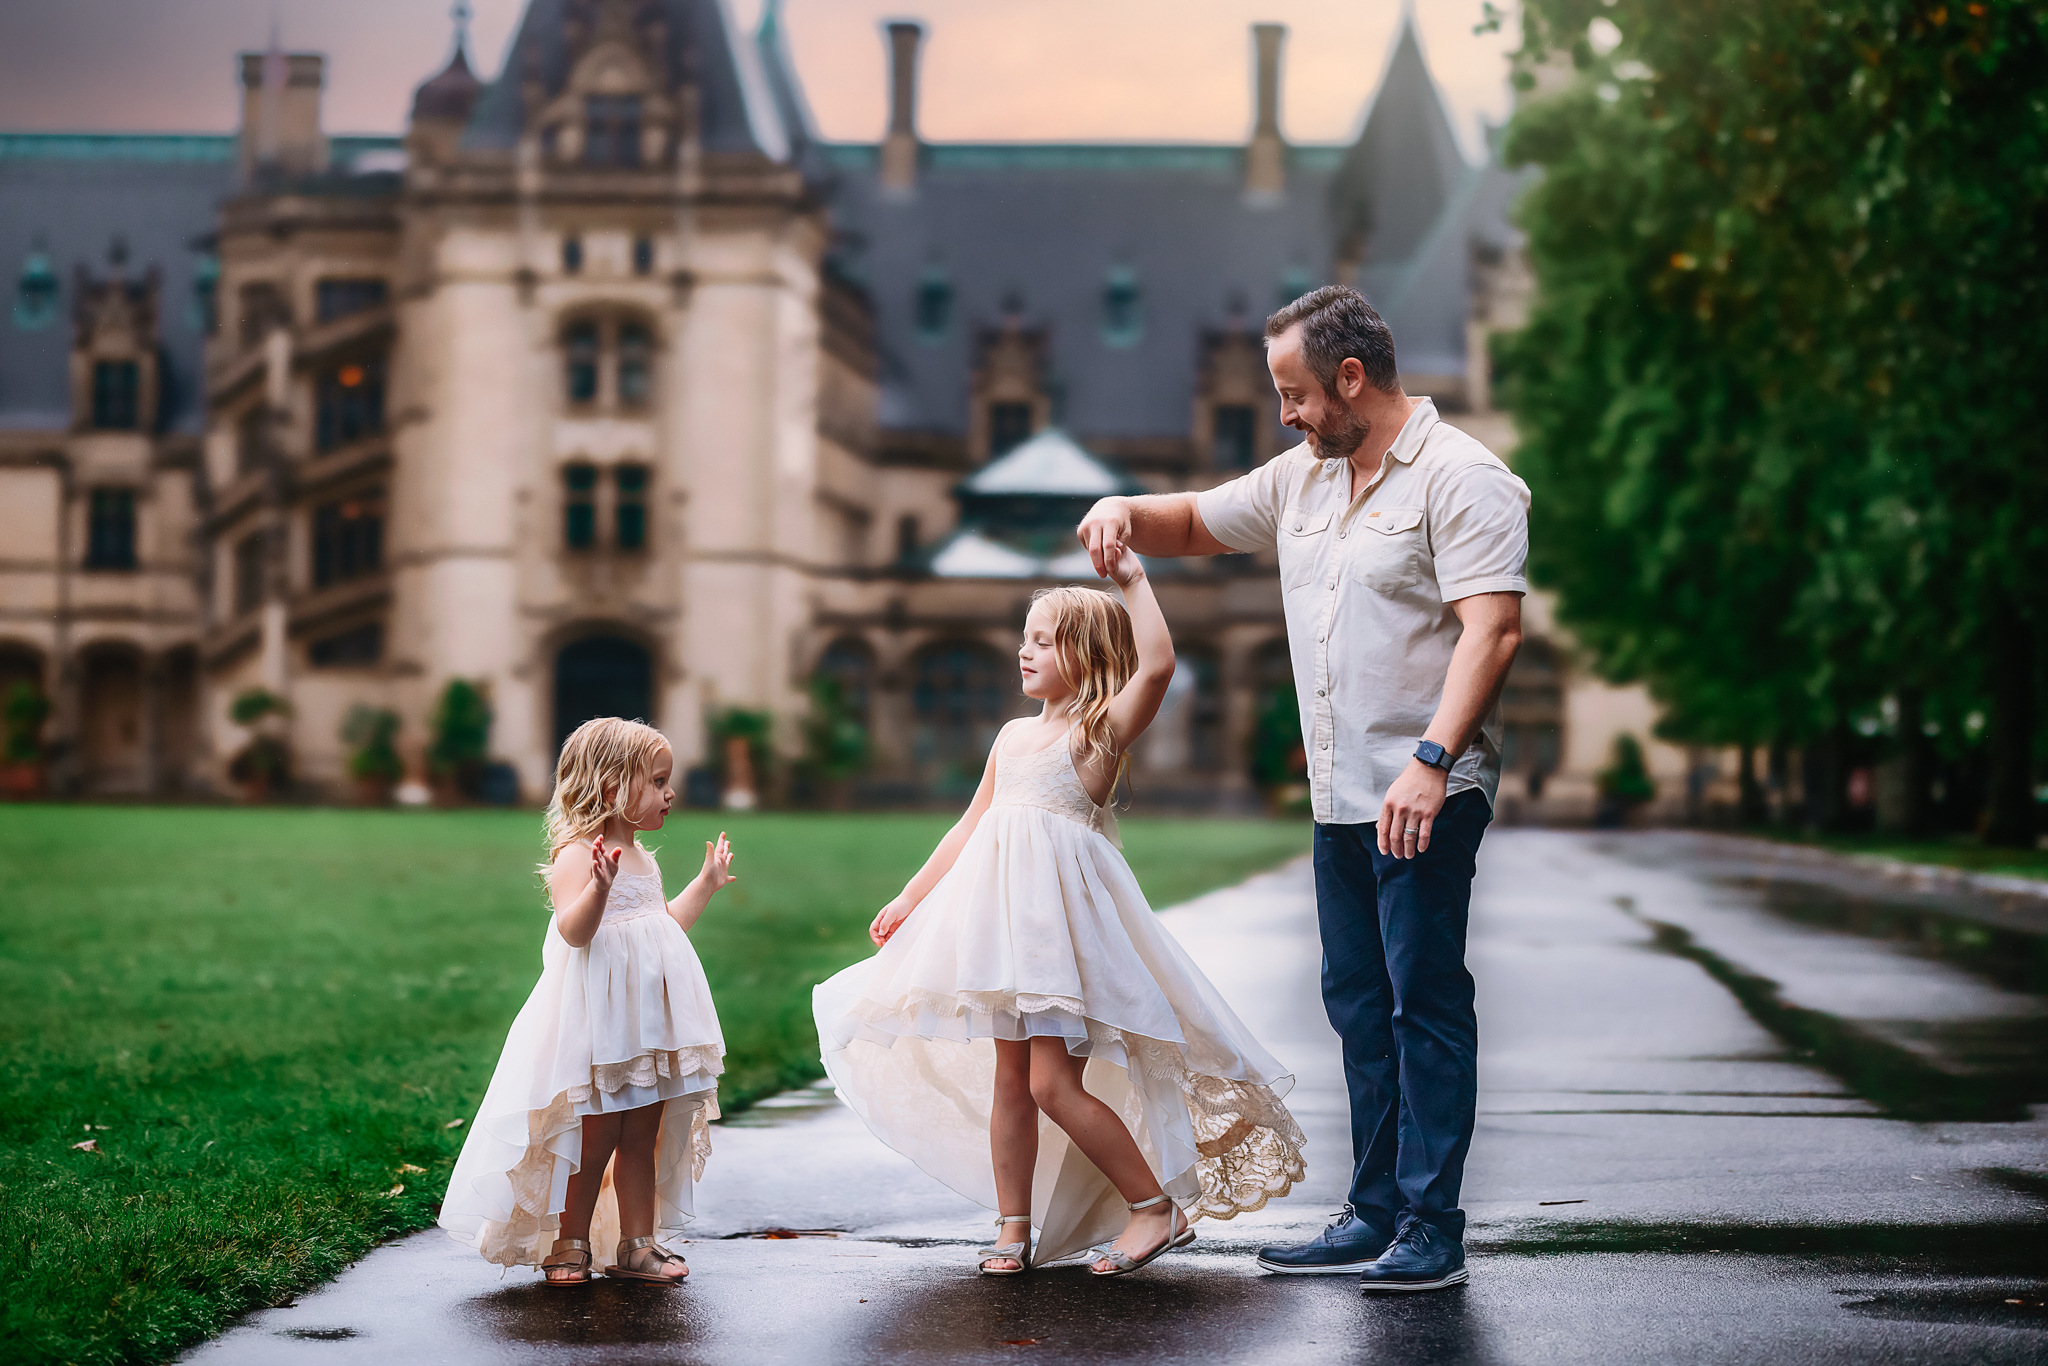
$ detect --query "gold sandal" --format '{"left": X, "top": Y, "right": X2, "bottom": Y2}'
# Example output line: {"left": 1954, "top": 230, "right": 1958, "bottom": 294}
{"left": 540, "top": 1239, "right": 593, "bottom": 1286}
{"left": 604, "top": 1236, "right": 689, "bottom": 1284}
{"left": 976, "top": 1214, "right": 1033, "bottom": 1276}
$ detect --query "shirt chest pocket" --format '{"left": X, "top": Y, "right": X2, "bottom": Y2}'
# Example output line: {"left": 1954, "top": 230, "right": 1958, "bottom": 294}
{"left": 1278, "top": 509, "right": 1332, "bottom": 589}
{"left": 1352, "top": 507, "right": 1428, "bottom": 594}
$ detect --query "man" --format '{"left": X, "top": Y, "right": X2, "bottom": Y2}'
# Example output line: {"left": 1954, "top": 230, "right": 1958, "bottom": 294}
{"left": 1077, "top": 286, "right": 1527, "bottom": 1292}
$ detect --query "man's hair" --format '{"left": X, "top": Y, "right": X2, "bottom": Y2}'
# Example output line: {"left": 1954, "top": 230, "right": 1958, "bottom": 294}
{"left": 1264, "top": 285, "right": 1401, "bottom": 396}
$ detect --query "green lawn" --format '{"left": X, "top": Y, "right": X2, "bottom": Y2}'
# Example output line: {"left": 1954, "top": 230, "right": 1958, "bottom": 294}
{"left": 1758, "top": 830, "right": 2048, "bottom": 882}
{"left": 0, "top": 805, "right": 1306, "bottom": 1366}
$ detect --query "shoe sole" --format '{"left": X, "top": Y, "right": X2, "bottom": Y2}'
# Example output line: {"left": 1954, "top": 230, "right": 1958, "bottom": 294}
{"left": 1256, "top": 1257, "right": 1382, "bottom": 1275}
{"left": 1358, "top": 1267, "right": 1469, "bottom": 1293}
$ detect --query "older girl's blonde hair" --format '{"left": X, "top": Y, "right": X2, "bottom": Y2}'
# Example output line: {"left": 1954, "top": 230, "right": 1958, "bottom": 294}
{"left": 544, "top": 716, "right": 672, "bottom": 859}
{"left": 1031, "top": 585, "right": 1140, "bottom": 796}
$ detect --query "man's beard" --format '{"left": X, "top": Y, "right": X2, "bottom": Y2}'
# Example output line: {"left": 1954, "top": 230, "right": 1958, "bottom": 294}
{"left": 1305, "top": 405, "right": 1370, "bottom": 459}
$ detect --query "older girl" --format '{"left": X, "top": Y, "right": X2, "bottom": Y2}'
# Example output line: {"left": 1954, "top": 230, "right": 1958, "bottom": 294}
{"left": 815, "top": 550, "right": 1304, "bottom": 1277}
{"left": 440, "top": 718, "right": 735, "bottom": 1286}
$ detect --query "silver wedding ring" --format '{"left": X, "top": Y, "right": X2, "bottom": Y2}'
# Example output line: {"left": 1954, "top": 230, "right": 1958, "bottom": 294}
{"left": 1404, "top": 826, "right": 1420, "bottom": 835}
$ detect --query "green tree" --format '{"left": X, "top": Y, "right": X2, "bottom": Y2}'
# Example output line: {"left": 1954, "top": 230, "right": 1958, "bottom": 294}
{"left": 1503, "top": 0, "right": 2047, "bottom": 842}
{"left": 428, "top": 680, "right": 492, "bottom": 796}
{"left": 3, "top": 681, "right": 50, "bottom": 764}
{"left": 802, "top": 676, "right": 869, "bottom": 783}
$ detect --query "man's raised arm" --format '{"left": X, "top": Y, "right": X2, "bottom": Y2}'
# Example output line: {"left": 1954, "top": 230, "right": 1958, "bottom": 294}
{"left": 1077, "top": 494, "right": 1233, "bottom": 579}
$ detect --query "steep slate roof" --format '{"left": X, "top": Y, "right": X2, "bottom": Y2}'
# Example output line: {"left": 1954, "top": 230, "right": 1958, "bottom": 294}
{"left": 962, "top": 428, "right": 1130, "bottom": 496}
{"left": 0, "top": 137, "right": 235, "bottom": 433}
{"left": 462, "top": 0, "right": 788, "bottom": 160}
{"left": 798, "top": 13, "right": 1504, "bottom": 446}
{"left": 0, "top": 135, "right": 402, "bottom": 435}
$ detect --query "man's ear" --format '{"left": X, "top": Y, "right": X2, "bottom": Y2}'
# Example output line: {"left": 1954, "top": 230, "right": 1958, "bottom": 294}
{"left": 1338, "top": 357, "right": 1368, "bottom": 400}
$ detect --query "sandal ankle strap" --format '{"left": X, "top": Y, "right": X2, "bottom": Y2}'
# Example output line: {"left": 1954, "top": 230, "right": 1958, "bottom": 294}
{"left": 617, "top": 1236, "right": 656, "bottom": 1254}
{"left": 994, "top": 1214, "right": 1032, "bottom": 1225}
{"left": 1127, "top": 1194, "right": 1171, "bottom": 1212}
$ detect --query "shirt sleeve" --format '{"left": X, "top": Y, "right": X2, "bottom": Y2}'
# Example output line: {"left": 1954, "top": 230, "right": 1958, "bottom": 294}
{"left": 1195, "top": 455, "right": 1294, "bottom": 553}
{"left": 1430, "top": 459, "right": 1531, "bottom": 601}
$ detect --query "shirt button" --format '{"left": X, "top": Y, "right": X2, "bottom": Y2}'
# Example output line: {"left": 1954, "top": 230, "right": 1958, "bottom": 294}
{"left": 1338, "top": 530, "right": 1347, "bottom": 539}
{"left": 1318, "top": 634, "right": 1326, "bottom": 642}
{"left": 1316, "top": 689, "right": 1326, "bottom": 697}
{"left": 1294, "top": 522, "right": 1303, "bottom": 532}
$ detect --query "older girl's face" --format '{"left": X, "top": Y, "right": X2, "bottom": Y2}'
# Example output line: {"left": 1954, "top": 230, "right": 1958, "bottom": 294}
{"left": 1018, "top": 604, "right": 1072, "bottom": 702}
{"left": 625, "top": 745, "right": 677, "bottom": 830}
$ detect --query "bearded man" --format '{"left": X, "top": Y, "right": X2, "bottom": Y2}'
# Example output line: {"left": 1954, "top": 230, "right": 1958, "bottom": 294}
{"left": 1077, "top": 285, "right": 1529, "bottom": 1292}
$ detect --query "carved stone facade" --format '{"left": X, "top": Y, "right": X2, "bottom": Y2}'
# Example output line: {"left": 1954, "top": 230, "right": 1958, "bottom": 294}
{"left": 0, "top": 3, "right": 1715, "bottom": 819}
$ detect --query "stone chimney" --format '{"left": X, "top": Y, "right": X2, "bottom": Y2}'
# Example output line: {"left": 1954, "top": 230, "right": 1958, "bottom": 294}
{"left": 880, "top": 21, "right": 924, "bottom": 194}
{"left": 1245, "top": 23, "right": 1286, "bottom": 202}
{"left": 238, "top": 49, "right": 330, "bottom": 182}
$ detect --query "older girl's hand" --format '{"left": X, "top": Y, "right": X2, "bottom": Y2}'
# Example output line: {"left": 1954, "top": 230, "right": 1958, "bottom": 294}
{"left": 700, "top": 832, "right": 737, "bottom": 894}
{"left": 869, "top": 896, "right": 913, "bottom": 947}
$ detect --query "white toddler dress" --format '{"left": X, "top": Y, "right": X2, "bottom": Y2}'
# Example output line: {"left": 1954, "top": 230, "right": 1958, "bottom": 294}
{"left": 440, "top": 845, "right": 723, "bottom": 1267}
{"left": 814, "top": 723, "right": 1306, "bottom": 1265}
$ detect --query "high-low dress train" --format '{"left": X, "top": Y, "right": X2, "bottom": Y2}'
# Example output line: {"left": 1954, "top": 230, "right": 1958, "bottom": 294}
{"left": 814, "top": 727, "right": 1306, "bottom": 1265}
{"left": 440, "top": 851, "right": 724, "bottom": 1267}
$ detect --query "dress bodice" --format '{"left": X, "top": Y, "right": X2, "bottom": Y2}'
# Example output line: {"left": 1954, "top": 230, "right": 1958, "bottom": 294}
{"left": 990, "top": 731, "right": 1121, "bottom": 846}
{"left": 575, "top": 849, "right": 667, "bottom": 926}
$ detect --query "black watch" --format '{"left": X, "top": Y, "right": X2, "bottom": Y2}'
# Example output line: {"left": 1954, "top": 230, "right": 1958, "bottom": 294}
{"left": 1414, "top": 740, "right": 1455, "bottom": 772}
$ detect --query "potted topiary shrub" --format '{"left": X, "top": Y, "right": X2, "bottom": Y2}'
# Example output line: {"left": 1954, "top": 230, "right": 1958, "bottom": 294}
{"left": 1596, "top": 732, "right": 1657, "bottom": 828}
{"left": 801, "top": 675, "right": 869, "bottom": 809}
{"left": 709, "top": 706, "right": 773, "bottom": 810}
{"left": 0, "top": 680, "right": 51, "bottom": 799}
{"left": 342, "top": 705, "right": 403, "bottom": 805}
{"left": 428, "top": 679, "right": 492, "bottom": 804}
{"left": 227, "top": 687, "right": 292, "bottom": 802}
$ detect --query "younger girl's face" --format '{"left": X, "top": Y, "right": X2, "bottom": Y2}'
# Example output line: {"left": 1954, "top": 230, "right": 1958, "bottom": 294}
{"left": 1018, "top": 605, "right": 1073, "bottom": 702}
{"left": 624, "top": 745, "right": 676, "bottom": 830}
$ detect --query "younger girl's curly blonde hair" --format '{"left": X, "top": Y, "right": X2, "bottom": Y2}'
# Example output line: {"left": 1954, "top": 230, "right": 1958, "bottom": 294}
{"left": 1032, "top": 585, "right": 1140, "bottom": 797}
{"left": 544, "top": 716, "right": 673, "bottom": 859}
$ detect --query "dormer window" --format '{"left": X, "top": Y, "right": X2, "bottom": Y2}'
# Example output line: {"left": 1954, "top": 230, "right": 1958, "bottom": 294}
{"left": 989, "top": 402, "right": 1032, "bottom": 457}
{"left": 92, "top": 361, "right": 140, "bottom": 430}
{"left": 14, "top": 246, "right": 58, "bottom": 331}
{"left": 1101, "top": 266, "right": 1142, "bottom": 348}
{"left": 914, "top": 267, "right": 952, "bottom": 344}
{"left": 584, "top": 96, "right": 643, "bottom": 168}
{"left": 1213, "top": 405, "right": 1256, "bottom": 470}
{"left": 1278, "top": 267, "right": 1314, "bottom": 309}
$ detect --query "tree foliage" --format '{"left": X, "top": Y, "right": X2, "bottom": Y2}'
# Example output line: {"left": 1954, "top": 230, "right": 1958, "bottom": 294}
{"left": 1502, "top": 0, "right": 2047, "bottom": 841}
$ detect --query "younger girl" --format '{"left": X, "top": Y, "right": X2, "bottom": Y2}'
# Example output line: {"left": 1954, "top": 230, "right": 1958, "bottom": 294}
{"left": 815, "top": 550, "right": 1305, "bottom": 1276}
{"left": 440, "top": 718, "right": 736, "bottom": 1285}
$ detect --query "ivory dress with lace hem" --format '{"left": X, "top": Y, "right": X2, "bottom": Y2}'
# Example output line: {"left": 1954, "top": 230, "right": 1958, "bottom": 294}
{"left": 814, "top": 722, "right": 1307, "bottom": 1266}
{"left": 439, "top": 846, "right": 725, "bottom": 1268}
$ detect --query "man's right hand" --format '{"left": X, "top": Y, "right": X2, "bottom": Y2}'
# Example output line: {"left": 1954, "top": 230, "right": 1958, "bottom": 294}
{"left": 1078, "top": 497, "right": 1135, "bottom": 578}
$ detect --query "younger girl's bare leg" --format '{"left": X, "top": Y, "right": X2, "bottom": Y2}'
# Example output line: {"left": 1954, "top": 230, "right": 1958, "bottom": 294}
{"left": 1024, "top": 1037, "right": 1180, "bottom": 1272}
{"left": 609, "top": 1101, "right": 687, "bottom": 1280}
{"left": 545, "top": 1113, "right": 623, "bottom": 1282}
{"left": 985, "top": 1039, "right": 1038, "bottom": 1271}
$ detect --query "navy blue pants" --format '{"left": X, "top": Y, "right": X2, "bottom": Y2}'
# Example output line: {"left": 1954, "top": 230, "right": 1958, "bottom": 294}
{"left": 1314, "top": 788, "right": 1490, "bottom": 1243}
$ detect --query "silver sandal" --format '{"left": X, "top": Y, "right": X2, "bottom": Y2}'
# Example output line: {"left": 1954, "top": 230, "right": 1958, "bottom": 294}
{"left": 604, "top": 1235, "right": 688, "bottom": 1284}
{"left": 1089, "top": 1195, "right": 1194, "bottom": 1277}
{"left": 977, "top": 1214, "right": 1033, "bottom": 1276}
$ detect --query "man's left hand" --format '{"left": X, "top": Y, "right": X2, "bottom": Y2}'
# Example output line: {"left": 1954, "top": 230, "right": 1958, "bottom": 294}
{"left": 1378, "top": 758, "right": 1449, "bottom": 859}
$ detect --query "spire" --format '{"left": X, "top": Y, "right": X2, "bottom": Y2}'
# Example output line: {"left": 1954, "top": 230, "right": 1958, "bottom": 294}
{"left": 412, "top": 1, "right": 482, "bottom": 125}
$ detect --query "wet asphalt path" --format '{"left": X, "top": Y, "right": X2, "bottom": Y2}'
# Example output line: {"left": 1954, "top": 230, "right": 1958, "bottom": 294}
{"left": 183, "top": 832, "right": 2048, "bottom": 1366}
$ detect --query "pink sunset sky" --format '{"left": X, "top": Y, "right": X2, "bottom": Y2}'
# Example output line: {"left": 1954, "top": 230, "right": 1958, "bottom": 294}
{"left": 0, "top": 1, "right": 1519, "bottom": 160}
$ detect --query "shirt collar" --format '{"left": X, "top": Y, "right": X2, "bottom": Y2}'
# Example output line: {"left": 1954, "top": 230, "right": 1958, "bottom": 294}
{"left": 1316, "top": 396, "right": 1440, "bottom": 479}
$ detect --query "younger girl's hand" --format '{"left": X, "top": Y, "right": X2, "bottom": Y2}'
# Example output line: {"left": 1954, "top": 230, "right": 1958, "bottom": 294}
{"left": 590, "top": 835, "right": 623, "bottom": 899}
{"left": 699, "top": 832, "right": 737, "bottom": 895}
{"left": 869, "top": 897, "right": 913, "bottom": 947}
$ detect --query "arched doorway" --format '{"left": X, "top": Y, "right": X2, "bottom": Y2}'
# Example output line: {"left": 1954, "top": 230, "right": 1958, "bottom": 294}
{"left": 554, "top": 636, "right": 653, "bottom": 753}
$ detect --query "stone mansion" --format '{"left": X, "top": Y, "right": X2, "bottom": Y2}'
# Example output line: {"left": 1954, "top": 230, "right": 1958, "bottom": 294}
{"left": 0, "top": 0, "right": 1700, "bottom": 817}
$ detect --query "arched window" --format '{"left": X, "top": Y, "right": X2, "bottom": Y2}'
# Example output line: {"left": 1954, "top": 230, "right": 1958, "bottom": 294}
{"left": 914, "top": 266, "right": 951, "bottom": 343}
{"left": 912, "top": 640, "right": 1010, "bottom": 781}
{"left": 617, "top": 323, "right": 652, "bottom": 406}
{"left": 1101, "top": 265, "right": 1142, "bottom": 347}
{"left": 563, "top": 322, "right": 600, "bottom": 403}
{"left": 12, "top": 243, "right": 57, "bottom": 331}
{"left": 816, "top": 637, "right": 875, "bottom": 729}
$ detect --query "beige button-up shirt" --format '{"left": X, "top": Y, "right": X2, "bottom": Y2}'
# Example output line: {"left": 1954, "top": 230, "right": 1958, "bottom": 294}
{"left": 1196, "top": 399, "right": 1530, "bottom": 825}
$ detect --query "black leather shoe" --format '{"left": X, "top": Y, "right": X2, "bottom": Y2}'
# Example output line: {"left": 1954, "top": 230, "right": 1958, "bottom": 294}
{"left": 1358, "top": 1220, "right": 1468, "bottom": 1292}
{"left": 1256, "top": 1208, "right": 1394, "bottom": 1275}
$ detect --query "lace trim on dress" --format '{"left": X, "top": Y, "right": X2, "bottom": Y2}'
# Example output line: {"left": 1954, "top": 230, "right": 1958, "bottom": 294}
{"left": 855, "top": 988, "right": 1305, "bottom": 1224}
{"left": 567, "top": 1045, "right": 726, "bottom": 1103}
